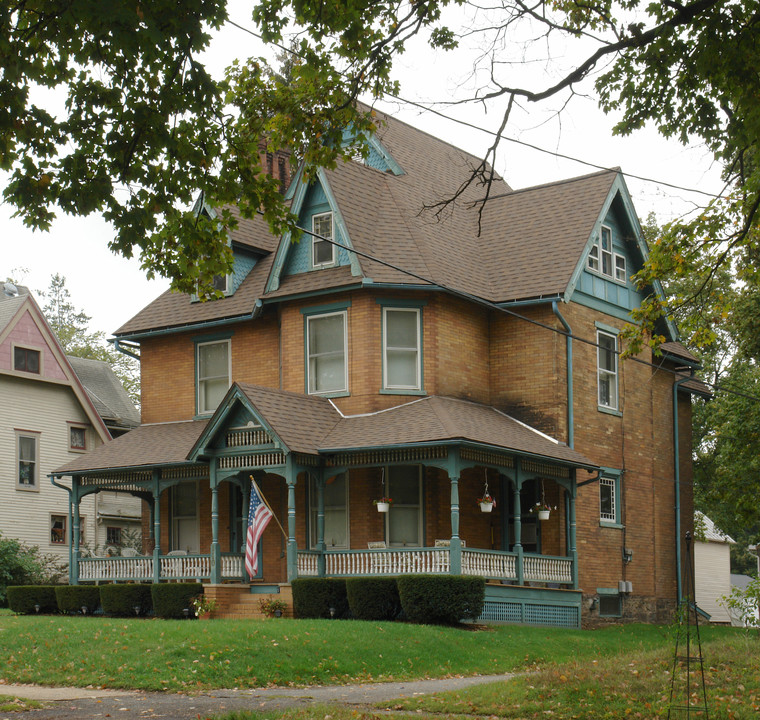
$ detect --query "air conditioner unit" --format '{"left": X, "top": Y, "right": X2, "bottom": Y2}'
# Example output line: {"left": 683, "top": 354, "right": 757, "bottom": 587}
{"left": 618, "top": 580, "right": 633, "bottom": 594}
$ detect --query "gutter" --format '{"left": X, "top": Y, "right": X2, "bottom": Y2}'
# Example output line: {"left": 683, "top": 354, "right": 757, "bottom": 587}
{"left": 110, "top": 338, "right": 140, "bottom": 360}
{"left": 673, "top": 371, "right": 693, "bottom": 604}
{"left": 552, "top": 301, "right": 574, "bottom": 448}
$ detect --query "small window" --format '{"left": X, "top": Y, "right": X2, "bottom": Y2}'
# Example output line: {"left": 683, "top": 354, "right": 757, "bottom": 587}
{"left": 599, "top": 594, "right": 622, "bottom": 617}
{"left": 196, "top": 339, "right": 231, "bottom": 415}
{"left": 597, "top": 330, "right": 618, "bottom": 410}
{"left": 307, "top": 312, "right": 347, "bottom": 395}
{"left": 312, "top": 212, "right": 335, "bottom": 267}
{"left": 600, "top": 476, "right": 618, "bottom": 523}
{"left": 70, "top": 426, "right": 86, "bottom": 451}
{"left": 600, "top": 226, "right": 613, "bottom": 276}
{"left": 17, "top": 434, "right": 38, "bottom": 488}
{"left": 587, "top": 243, "right": 599, "bottom": 272}
{"left": 106, "top": 526, "right": 122, "bottom": 546}
{"left": 51, "top": 515, "right": 66, "bottom": 544}
{"left": 383, "top": 308, "right": 421, "bottom": 390}
{"left": 614, "top": 255, "right": 627, "bottom": 283}
{"left": 14, "top": 346, "right": 40, "bottom": 374}
{"left": 212, "top": 274, "right": 228, "bottom": 293}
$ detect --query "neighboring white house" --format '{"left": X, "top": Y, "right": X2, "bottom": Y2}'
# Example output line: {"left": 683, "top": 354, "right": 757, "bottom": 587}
{"left": 694, "top": 511, "right": 735, "bottom": 623}
{"left": 0, "top": 281, "right": 141, "bottom": 564}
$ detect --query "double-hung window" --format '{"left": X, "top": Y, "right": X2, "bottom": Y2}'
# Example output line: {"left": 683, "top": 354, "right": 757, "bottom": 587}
{"left": 597, "top": 330, "right": 618, "bottom": 410}
{"left": 51, "top": 515, "right": 66, "bottom": 545}
{"left": 587, "top": 225, "right": 627, "bottom": 284}
{"left": 383, "top": 308, "right": 421, "bottom": 391}
{"left": 386, "top": 465, "right": 422, "bottom": 547}
{"left": 312, "top": 212, "right": 335, "bottom": 267}
{"left": 17, "top": 433, "right": 38, "bottom": 489}
{"left": 196, "top": 339, "right": 231, "bottom": 415}
{"left": 307, "top": 311, "right": 347, "bottom": 394}
{"left": 309, "top": 473, "right": 348, "bottom": 548}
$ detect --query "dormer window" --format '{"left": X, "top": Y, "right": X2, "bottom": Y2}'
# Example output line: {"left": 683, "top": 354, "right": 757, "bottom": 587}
{"left": 312, "top": 212, "right": 335, "bottom": 267}
{"left": 212, "top": 273, "right": 228, "bottom": 293}
{"left": 588, "top": 225, "right": 627, "bottom": 284}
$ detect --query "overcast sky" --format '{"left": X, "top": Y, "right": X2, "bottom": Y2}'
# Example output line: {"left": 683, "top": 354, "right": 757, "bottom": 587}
{"left": 1, "top": 3, "right": 724, "bottom": 338}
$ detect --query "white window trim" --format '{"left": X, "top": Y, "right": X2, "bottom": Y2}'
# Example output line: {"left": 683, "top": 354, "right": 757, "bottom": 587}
{"left": 312, "top": 212, "right": 335, "bottom": 268}
{"left": 599, "top": 476, "right": 618, "bottom": 523}
{"left": 16, "top": 430, "right": 39, "bottom": 491}
{"left": 50, "top": 513, "right": 67, "bottom": 545}
{"left": 597, "top": 330, "right": 619, "bottom": 411}
{"left": 196, "top": 338, "right": 232, "bottom": 415}
{"left": 382, "top": 307, "right": 422, "bottom": 391}
{"left": 587, "top": 225, "right": 628, "bottom": 285}
{"left": 306, "top": 311, "right": 348, "bottom": 395}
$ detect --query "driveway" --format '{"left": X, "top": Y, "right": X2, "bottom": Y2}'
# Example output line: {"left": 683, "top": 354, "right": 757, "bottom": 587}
{"left": 1, "top": 674, "right": 512, "bottom": 719}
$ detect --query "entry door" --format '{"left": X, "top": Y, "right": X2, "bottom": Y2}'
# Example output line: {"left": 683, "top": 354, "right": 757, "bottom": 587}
{"left": 172, "top": 480, "right": 200, "bottom": 553}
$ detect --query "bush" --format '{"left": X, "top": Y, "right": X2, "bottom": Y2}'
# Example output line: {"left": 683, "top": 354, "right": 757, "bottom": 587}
{"left": 6, "top": 585, "right": 58, "bottom": 614}
{"left": 397, "top": 574, "right": 485, "bottom": 625}
{"left": 292, "top": 578, "right": 349, "bottom": 619}
{"left": 55, "top": 585, "right": 101, "bottom": 614}
{"left": 99, "top": 583, "right": 153, "bottom": 617}
{"left": 346, "top": 577, "right": 401, "bottom": 620}
{"left": 0, "top": 533, "right": 66, "bottom": 606}
{"left": 151, "top": 583, "right": 203, "bottom": 619}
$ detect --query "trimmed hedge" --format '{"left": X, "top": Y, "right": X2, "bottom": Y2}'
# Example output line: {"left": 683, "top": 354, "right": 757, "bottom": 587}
{"left": 346, "top": 577, "right": 401, "bottom": 621}
{"left": 6, "top": 585, "right": 58, "bottom": 614}
{"left": 99, "top": 583, "right": 153, "bottom": 617}
{"left": 397, "top": 574, "right": 485, "bottom": 625}
{"left": 151, "top": 582, "right": 203, "bottom": 619}
{"left": 292, "top": 578, "right": 349, "bottom": 619}
{"left": 55, "top": 585, "right": 101, "bottom": 614}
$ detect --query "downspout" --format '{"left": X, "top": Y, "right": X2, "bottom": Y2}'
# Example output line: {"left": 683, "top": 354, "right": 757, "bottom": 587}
{"left": 552, "top": 302, "right": 574, "bottom": 448}
{"left": 50, "top": 475, "right": 74, "bottom": 584}
{"left": 673, "top": 372, "right": 692, "bottom": 604}
{"left": 110, "top": 338, "right": 141, "bottom": 361}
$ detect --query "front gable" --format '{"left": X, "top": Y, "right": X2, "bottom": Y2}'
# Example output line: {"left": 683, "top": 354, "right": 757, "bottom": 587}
{"left": 266, "top": 168, "right": 363, "bottom": 294}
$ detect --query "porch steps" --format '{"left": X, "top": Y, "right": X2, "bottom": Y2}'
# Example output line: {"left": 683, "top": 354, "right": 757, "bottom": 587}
{"left": 204, "top": 583, "right": 294, "bottom": 620}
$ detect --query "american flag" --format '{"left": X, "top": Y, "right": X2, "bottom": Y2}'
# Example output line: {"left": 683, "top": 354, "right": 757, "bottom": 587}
{"left": 245, "top": 480, "right": 273, "bottom": 578}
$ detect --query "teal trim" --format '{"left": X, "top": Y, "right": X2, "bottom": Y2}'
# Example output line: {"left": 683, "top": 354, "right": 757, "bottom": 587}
{"left": 599, "top": 467, "right": 623, "bottom": 525}
{"left": 259, "top": 283, "right": 363, "bottom": 306}
{"left": 367, "top": 134, "right": 405, "bottom": 176}
{"left": 598, "top": 406, "right": 623, "bottom": 417}
{"left": 115, "top": 312, "right": 257, "bottom": 343}
{"left": 570, "top": 293, "right": 636, "bottom": 324}
{"left": 315, "top": 168, "right": 363, "bottom": 278}
{"left": 600, "top": 521, "right": 625, "bottom": 529}
{"left": 499, "top": 296, "right": 562, "bottom": 308}
{"left": 192, "top": 331, "right": 234, "bottom": 343}
{"left": 376, "top": 298, "right": 428, "bottom": 308}
{"left": 597, "top": 587, "right": 620, "bottom": 595}
{"left": 594, "top": 320, "right": 619, "bottom": 335}
{"left": 379, "top": 388, "right": 427, "bottom": 396}
{"left": 300, "top": 300, "right": 352, "bottom": 315}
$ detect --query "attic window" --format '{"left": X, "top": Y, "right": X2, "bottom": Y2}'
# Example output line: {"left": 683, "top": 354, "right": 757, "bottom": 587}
{"left": 14, "top": 346, "right": 40, "bottom": 374}
{"left": 588, "top": 225, "right": 627, "bottom": 284}
{"left": 312, "top": 212, "right": 335, "bottom": 267}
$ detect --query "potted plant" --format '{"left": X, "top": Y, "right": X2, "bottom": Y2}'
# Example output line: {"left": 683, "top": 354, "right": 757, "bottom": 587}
{"left": 259, "top": 597, "right": 288, "bottom": 618}
{"left": 532, "top": 502, "right": 553, "bottom": 521}
{"left": 373, "top": 497, "right": 393, "bottom": 513}
{"left": 191, "top": 595, "right": 217, "bottom": 619}
{"left": 477, "top": 494, "right": 496, "bottom": 512}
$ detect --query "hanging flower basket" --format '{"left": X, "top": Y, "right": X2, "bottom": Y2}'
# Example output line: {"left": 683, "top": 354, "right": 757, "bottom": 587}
{"left": 373, "top": 498, "right": 392, "bottom": 513}
{"left": 531, "top": 502, "right": 553, "bottom": 521}
{"left": 477, "top": 495, "right": 495, "bottom": 513}
{"left": 538, "top": 508, "right": 551, "bottom": 521}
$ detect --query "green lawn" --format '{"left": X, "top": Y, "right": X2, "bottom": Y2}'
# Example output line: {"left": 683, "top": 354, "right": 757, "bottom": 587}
{"left": 0, "top": 612, "right": 755, "bottom": 718}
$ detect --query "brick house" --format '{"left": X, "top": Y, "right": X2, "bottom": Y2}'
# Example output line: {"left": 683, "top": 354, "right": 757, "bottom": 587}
{"left": 52, "top": 109, "right": 703, "bottom": 626}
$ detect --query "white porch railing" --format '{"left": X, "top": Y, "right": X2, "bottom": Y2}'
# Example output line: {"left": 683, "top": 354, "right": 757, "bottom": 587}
{"left": 296, "top": 547, "right": 573, "bottom": 585}
{"left": 77, "top": 553, "right": 244, "bottom": 582}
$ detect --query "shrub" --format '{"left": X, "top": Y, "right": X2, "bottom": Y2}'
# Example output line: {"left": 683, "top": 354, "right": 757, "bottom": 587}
{"left": 292, "top": 578, "right": 349, "bottom": 618}
{"left": 99, "top": 583, "right": 153, "bottom": 617}
{"left": 346, "top": 577, "right": 401, "bottom": 620}
{"left": 55, "top": 585, "right": 101, "bottom": 614}
{"left": 258, "top": 597, "right": 287, "bottom": 618}
{"left": 397, "top": 574, "right": 485, "bottom": 625}
{"left": 152, "top": 583, "right": 203, "bottom": 618}
{"left": 6, "top": 585, "right": 58, "bottom": 614}
{"left": 0, "top": 533, "right": 66, "bottom": 607}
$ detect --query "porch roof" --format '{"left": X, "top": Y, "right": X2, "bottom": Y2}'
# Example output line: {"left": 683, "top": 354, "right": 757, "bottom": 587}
{"left": 53, "top": 419, "right": 208, "bottom": 475}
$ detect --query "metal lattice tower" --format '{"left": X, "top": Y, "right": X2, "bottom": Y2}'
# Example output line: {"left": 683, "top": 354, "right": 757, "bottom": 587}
{"left": 668, "top": 531, "right": 709, "bottom": 719}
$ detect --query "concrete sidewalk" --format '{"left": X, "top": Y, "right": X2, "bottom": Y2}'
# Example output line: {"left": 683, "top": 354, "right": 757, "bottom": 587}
{"left": 1, "top": 673, "right": 513, "bottom": 719}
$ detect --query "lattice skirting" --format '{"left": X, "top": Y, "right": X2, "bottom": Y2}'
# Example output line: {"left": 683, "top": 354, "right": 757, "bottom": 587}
{"left": 479, "top": 600, "right": 580, "bottom": 628}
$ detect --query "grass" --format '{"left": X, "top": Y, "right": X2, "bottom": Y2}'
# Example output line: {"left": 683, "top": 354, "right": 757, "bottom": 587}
{"left": 0, "top": 695, "right": 44, "bottom": 713}
{"left": 0, "top": 614, "right": 694, "bottom": 692}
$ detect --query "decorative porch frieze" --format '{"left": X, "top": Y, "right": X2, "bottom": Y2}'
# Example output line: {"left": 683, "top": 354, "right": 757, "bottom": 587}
{"left": 225, "top": 427, "right": 274, "bottom": 447}
{"left": 326, "top": 446, "right": 448, "bottom": 467}
{"left": 162, "top": 464, "right": 210, "bottom": 480}
{"left": 219, "top": 452, "right": 285, "bottom": 470}
{"left": 521, "top": 459, "right": 571, "bottom": 479}
{"left": 460, "top": 447, "right": 515, "bottom": 468}
{"left": 80, "top": 471, "right": 151, "bottom": 488}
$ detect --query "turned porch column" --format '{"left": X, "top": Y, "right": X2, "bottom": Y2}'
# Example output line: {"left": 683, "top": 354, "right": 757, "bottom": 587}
{"left": 513, "top": 459, "right": 524, "bottom": 585}
{"left": 209, "top": 463, "right": 221, "bottom": 584}
{"left": 286, "top": 456, "right": 298, "bottom": 582}
{"left": 152, "top": 470, "right": 161, "bottom": 583}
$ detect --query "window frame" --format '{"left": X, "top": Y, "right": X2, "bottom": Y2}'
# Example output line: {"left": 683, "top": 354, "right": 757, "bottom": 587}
{"left": 305, "top": 310, "right": 348, "bottom": 396}
{"left": 106, "top": 526, "right": 123, "bottom": 546}
{"left": 311, "top": 211, "right": 335, "bottom": 268}
{"left": 382, "top": 307, "right": 422, "bottom": 392}
{"left": 13, "top": 344, "right": 41, "bottom": 374}
{"left": 309, "top": 473, "right": 349, "bottom": 549}
{"left": 16, "top": 430, "right": 39, "bottom": 491}
{"left": 599, "top": 472, "right": 623, "bottom": 526}
{"left": 195, "top": 337, "right": 232, "bottom": 416}
{"left": 385, "top": 465, "right": 423, "bottom": 548}
{"left": 69, "top": 424, "right": 87, "bottom": 451}
{"left": 597, "top": 589, "right": 623, "bottom": 617}
{"left": 50, "top": 514, "right": 67, "bottom": 545}
{"left": 587, "top": 225, "right": 628, "bottom": 285}
{"left": 596, "top": 329, "right": 619, "bottom": 411}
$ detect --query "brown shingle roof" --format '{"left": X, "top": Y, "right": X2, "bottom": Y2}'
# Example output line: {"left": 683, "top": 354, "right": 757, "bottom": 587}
{"left": 53, "top": 420, "right": 208, "bottom": 474}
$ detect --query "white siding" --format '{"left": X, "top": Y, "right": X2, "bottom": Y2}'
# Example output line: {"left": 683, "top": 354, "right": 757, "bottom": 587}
{"left": 694, "top": 540, "right": 733, "bottom": 623}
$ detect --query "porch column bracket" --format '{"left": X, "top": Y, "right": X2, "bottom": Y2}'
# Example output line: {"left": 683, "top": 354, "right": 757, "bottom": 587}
{"left": 513, "top": 459, "right": 524, "bottom": 586}
{"left": 285, "top": 456, "right": 298, "bottom": 583}
{"left": 152, "top": 470, "right": 161, "bottom": 584}
{"left": 210, "top": 463, "right": 221, "bottom": 584}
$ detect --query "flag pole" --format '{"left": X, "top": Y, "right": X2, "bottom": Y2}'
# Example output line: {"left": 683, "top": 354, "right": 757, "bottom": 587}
{"left": 250, "top": 475, "right": 287, "bottom": 540}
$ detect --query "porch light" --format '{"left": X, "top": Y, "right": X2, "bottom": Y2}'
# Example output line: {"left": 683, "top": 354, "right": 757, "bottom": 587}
{"left": 81, "top": 606, "right": 88, "bottom": 615}
{"left": 34, "top": 604, "right": 40, "bottom": 613}
{"left": 133, "top": 605, "right": 141, "bottom": 616}
{"left": 329, "top": 606, "right": 336, "bottom": 618}
{"left": 183, "top": 608, "right": 190, "bottom": 619}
